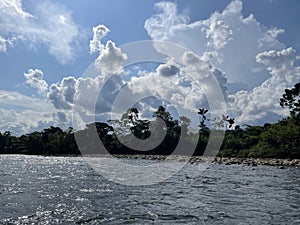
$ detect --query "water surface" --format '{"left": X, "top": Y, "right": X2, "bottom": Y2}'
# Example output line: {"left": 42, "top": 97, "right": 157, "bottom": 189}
{"left": 0, "top": 155, "right": 299, "bottom": 224}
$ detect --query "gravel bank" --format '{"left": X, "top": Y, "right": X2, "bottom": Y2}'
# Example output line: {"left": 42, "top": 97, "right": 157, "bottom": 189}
{"left": 112, "top": 154, "right": 300, "bottom": 168}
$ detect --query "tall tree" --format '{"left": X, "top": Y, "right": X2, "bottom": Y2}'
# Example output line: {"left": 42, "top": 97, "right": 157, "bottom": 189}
{"left": 280, "top": 82, "right": 300, "bottom": 121}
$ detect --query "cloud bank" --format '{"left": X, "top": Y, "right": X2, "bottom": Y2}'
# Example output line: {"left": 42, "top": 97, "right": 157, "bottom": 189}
{"left": 0, "top": 0, "right": 81, "bottom": 63}
{"left": 143, "top": 0, "right": 299, "bottom": 125}
{"left": 228, "top": 47, "right": 300, "bottom": 124}
{"left": 0, "top": 90, "right": 70, "bottom": 135}
{"left": 145, "top": 0, "right": 285, "bottom": 88}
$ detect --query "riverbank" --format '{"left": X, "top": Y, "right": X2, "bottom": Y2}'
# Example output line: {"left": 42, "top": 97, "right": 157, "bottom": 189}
{"left": 112, "top": 154, "right": 300, "bottom": 168}
{"left": 1, "top": 154, "right": 300, "bottom": 168}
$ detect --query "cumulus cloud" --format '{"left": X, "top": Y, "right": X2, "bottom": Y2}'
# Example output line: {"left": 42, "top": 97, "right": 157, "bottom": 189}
{"left": 228, "top": 47, "right": 300, "bottom": 125}
{"left": 182, "top": 52, "right": 212, "bottom": 79}
{"left": 144, "top": 1, "right": 189, "bottom": 40}
{"left": 156, "top": 60, "right": 180, "bottom": 76}
{"left": 145, "top": 0, "right": 285, "bottom": 89}
{"left": 256, "top": 47, "right": 296, "bottom": 76}
{"left": 0, "top": 90, "right": 72, "bottom": 135}
{"left": 128, "top": 72, "right": 200, "bottom": 114}
{"left": 95, "top": 40, "right": 128, "bottom": 77}
{"left": 181, "top": 51, "right": 228, "bottom": 108}
{"left": 90, "top": 24, "right": 110, "bottom": 54}
{"left": 70, "top": 75, "right": 124, "bottom": 121}
{"left": 142, "top": 0, "right": 300, "bottom": 125}
{"left": 0, "top": 73, "right": 124, "bottom": 134}
{"left": 73, "top": 76, "right": 105, "bottom": 113}
{"left": 0, "top": 0, "right": 80, "bottom": 63}
{"left": 24, "top": 69, "right": 48, "bottom": 93}
{"left": 258, "top": 27, "right": 285, "bottom": 48}
{"left": 0, "top": 108, "right": 73, "bottom": 136}
{"left": 45, "top": 73, "right": 124, "bottom": 122}
{"left": 202, "top": 15, "right": 232, "bottom": 49}
{"left": 53, "top": 24, "right": 126, "bottom": 113}
{"left": 126, "top": 51, "right": 228, "bottom": 117}
{"left": 48, "top": 76, "right": 76, "bottom": 110}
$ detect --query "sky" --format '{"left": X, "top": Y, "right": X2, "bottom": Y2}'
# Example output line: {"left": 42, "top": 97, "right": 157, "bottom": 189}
{"left": 0, "top": 0, "right": 300, "bottom": 136}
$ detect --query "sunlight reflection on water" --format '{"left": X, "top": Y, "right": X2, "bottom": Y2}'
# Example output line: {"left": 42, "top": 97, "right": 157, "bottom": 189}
{"left": 0, "top": 155, "right": 299, "bottom": 224}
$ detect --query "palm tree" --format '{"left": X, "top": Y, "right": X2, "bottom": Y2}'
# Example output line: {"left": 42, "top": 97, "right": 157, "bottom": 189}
{"left": 198, "top": 108, "right": 208, "bottom": 129}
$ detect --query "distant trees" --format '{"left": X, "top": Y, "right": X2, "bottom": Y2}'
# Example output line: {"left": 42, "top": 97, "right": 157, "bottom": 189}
{"left": 253, "top": 119, "right": 300, "bottom": 158}
{"left": 0, "top": 83, "right": 300, "bottom": 159}
{"left": 0, "top": 126, "right": 80, "bottom": 155}
{"left": 0, "top": 131, "right": 14, "bottom": 154}
{"left": 219, "top": 82, "right": 300, "bottom": 158}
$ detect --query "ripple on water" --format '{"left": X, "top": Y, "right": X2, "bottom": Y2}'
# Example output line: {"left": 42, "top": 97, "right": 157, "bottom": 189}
{"left": 0, "top": 155, "right": 299, "bottom": 224}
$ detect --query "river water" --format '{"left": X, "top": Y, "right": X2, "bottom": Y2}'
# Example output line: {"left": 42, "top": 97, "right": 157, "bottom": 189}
{"left": 0, "top": 155, "right": 299, "bottom": 224}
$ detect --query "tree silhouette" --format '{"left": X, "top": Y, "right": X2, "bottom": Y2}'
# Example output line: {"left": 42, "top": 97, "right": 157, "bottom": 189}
{"left": 280, "top": 82, "right": 300, "bottom": 121}
{"left": 198, "top": 108, "right": 208, "bottom": 129}
{"left": 226, "top": 117, "right": 235, "bottom": 128}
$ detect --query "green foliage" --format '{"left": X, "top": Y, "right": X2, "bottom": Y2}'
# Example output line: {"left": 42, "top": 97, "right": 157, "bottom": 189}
{"left": 254, "top": 118, "right": 300, "bottom": 158}
{"left": 280, "top": 82, "right": 300, "bottom": 120}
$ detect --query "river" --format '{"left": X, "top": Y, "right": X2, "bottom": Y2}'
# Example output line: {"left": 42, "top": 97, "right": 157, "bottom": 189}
{"left": 0, "top": 155, "right": 299, "bottom": 224}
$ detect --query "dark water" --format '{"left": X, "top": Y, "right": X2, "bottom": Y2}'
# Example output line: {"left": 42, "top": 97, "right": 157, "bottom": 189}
{"left": 0, "top": 155, "right": 299, "bottom": 224}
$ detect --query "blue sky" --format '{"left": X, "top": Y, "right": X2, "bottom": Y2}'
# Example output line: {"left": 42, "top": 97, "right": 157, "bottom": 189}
{"left": 0, "top": 0, "right": 300, "bottom": 135}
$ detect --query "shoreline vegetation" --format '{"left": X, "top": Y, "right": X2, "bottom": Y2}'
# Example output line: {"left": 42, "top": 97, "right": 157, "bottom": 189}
{"left": 1, "top": 83, "right": 300, "bottom": 163}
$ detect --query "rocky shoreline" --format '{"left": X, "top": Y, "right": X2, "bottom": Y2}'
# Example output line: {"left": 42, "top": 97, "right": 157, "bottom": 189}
{"left": 3, "top": 154, "right": 299, "bottom": 168}
{"left": 112, "top": 154, "right": 300, "bottom": 168}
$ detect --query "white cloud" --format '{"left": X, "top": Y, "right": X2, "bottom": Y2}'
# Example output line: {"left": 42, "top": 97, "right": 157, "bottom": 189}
{"left": 90, "top": 24, "right": 110, "bottom": 54}
{"left": 0, "top": 35, "right": 9, "bottom": 52}
{"left": 24, "top": 69, "right": 48, "bottom": 93}
{"left": 143, "top": 0, "right": 299, "bottom": 125}
{"left": 145, "top": 0, "right": 285, "bottom": 88}
{"left": 0, "top": 108, "right": 72, "bottom": 136}
{"left": 0, "top": 90, "right": 72, "bottom": 135}
{"left": 0, "top": 0, "right": 80, "bottom": 63}
{"left": 181, "top": 51, "right": 228, "bottom": 106}
{"left": 95, "top": 40, "right": 128, "bottom": 77}
{"left": 126, "top": 52, "right": 228, "bottom": 117}
{"left": 144, "top": 1, "right": 189, "bottom": 40}
{"left": 228, "top": 47, "right": 300, "bottom": 125}
{"left": 48, "top": 76, "right": 76, "bottom": 110}
{"left": 258, "top": 27, "right": 285, "bottom": 48}
{"left": 0, "top": 90, "right": 49, "bottom": 112}
{"left": 256, "top": 47, "right": 296, "bottom": 76}
{"left": 74, "top": 76, "right": 105, "bottom": 113}
{"left": 71, "top": 75, "right": 124, "bottom": 120}
{"left": 128, "top": 72, "right": 199, "bottom": 114}
{"left": 46, "top": 74, "right": 125, "bottom": 122}
{"left": 1, "top": 22, "right": 128, "bottom": 134}
{"left": 0, "top": 0, "right": 32, "bottom": 19}
{"left": 156, "top": 60, "right": 179, "bottom": 77}
{"left": 202, "top": 15, "right": 232, "bottom": 50}
{"left": 182, "top": 52, "right": 212, "bottom": 79}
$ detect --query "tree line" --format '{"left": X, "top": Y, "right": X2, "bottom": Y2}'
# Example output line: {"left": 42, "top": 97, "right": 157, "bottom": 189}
{"left": 0, "top": 83, "right": 299, "bottom": 159}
